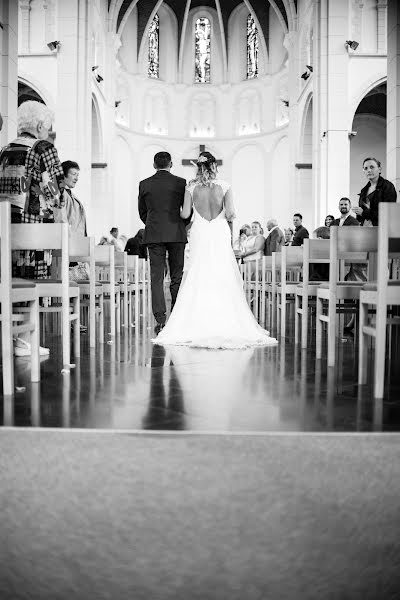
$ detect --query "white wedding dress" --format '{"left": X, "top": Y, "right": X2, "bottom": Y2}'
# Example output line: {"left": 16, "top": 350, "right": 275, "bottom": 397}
{"left": 152, "top": 179, "right": 278, "bottom": 349}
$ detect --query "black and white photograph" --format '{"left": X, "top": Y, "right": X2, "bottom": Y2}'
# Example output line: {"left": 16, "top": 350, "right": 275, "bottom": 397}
{"left": 1, "top": 0, "right": 400, "bottom": 598}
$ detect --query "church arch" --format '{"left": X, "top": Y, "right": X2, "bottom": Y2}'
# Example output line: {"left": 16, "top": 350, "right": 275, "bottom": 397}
{"left": 17, "top": 75, "right": 54, "bottom": 110}
{"left": 228, "top": 3, "right": 267, "bottom": 82}
{"left": 143, "top": 88, "right": 169, "bottom": 136}
{"left": 137, "top": 2, "right": 178, "bottom": 82}
{"left": 235, "top": 88, "right": 262, "bottom": 136}
{"left": 350, "top": 80, "right": 387, "bottom": 200}
{"left": 187, "top": 92, "right": 216, "bottom": 138}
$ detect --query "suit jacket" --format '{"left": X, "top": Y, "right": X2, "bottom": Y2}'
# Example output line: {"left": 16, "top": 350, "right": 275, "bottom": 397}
{"left": 357, "top": 175, "right": 397, "bottom": 226}
{"left": 291, "top": 225, "right": 309, "bottom": 246}
{"left": 264, "top": 227, "right": 285, "bottom": 256}
{"left": 138, "top": 170, "right": 187, "bottom": 244}
{"left": 332, "top": 215, "right": 359, "bottom": 227}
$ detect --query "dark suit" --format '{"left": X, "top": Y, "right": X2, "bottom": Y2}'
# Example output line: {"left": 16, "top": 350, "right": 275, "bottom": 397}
{"left": 264, "top": 227, "right": 285, "bottom": 256}
{"left": 138, "top": 169, "right": 187, "bottom": 324}
{"left": 332, "top": 215, "right": 359, "bottom": 227}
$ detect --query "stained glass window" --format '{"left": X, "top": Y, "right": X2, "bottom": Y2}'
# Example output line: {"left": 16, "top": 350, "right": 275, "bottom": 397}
{"left": 195, "top": 18, "right": 211, "bottom": 83}
{"left": 247, "top": 14, "right": 259, "bottom": 79}
{"left": 148, "top": 14, "right": 159, "bottom": 79}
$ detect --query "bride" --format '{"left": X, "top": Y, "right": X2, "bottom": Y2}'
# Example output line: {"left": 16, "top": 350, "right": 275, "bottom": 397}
{"left": 153, "top": 151, "right": 278, "bottom": 349}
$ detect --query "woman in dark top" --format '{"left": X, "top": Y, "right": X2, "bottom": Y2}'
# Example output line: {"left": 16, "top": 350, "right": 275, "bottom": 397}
{"left": 353, "top": 158, "right": 397, "bottom": 226}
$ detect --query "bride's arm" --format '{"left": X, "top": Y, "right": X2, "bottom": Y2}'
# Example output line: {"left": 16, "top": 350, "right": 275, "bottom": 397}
{"left": 181, "top": 189, "right": 192, "bottom": 219}
{"left": 224, "top": 188, "right": 236, "bottom": 221}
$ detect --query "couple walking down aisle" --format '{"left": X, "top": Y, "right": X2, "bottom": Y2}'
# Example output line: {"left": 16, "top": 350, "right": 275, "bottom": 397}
{"left": 138, "top": 151, "right": 277, "bottom": 349}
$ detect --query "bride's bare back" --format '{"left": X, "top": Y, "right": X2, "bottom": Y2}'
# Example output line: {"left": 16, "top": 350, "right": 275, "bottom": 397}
{"left": 192, "top": 183, "right": 225, "bottom": 221}
{"left": 181, "top": 179, "right": 235, "bottom": 222}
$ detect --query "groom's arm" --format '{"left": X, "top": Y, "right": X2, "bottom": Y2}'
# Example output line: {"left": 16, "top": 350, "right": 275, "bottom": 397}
{"left": 138, "top": 182, "right": 147, "bottom": 224}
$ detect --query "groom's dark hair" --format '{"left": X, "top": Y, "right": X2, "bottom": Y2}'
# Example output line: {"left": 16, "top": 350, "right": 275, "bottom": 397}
{"left": 154, "top": 151, "right": 172, "bottom": 169}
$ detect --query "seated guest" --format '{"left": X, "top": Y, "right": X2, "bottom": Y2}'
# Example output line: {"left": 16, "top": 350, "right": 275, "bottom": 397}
{"left": 53, "top": 160, "right": 87, "bottom": 235}
{"left": 233, "top": 227, "right": 249, "bottom": 256}
{"left": 332, "top": 197, "right": 359, "bottom": 226}
{"left": 264, "top": 219, "right": 285, "bottom": 256}
{"left": 284, "top": 227, "right": 294, "bottom": 246}
{"left": 109, "top": 227, "right": 125, "bottom": 251}
{"left": 324, "top": 215, "right": 335, "bottom": 227}
{"left": 291, "top": 213, "right": 309, "bottom": 246}
{"left": 241, "top": 221, "right": 265, "bottom": 263}
{"left": 312, "top": 226, "right": 331, "bottom": 239}
{"left": 125, "top": 228, "right": 147, "bottom": 258}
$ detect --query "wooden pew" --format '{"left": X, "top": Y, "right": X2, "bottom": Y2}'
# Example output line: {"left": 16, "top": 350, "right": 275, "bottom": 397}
{"left": 11, "top": 221, "right": 80, "bottom": 372}
{"left": 0, "top": 201, "right": 40, "bottom": 395}
{"left": 316, "top": 226, "right": 378, "bottom": 367}
{"left": 358, "top": 203, "right": 400, "bottom": 398}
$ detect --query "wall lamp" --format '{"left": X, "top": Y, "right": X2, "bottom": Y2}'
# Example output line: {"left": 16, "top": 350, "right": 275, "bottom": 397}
{"left": 301, "top": 71, "right": 310, "bottom": 81}
{"left": 115, "top": 100, "right": 121, "bottom": 107}
{"left": 47, "top": 40, "right": 61, "bottom": 51}
{"left": 345, "top": 40, "right": 359, "bottom": 51}
{"left": 96, "top": 74, "right": 104, "bottom": 83}
{"left": 281, "top": 99, "right": 289, "bottom": 107}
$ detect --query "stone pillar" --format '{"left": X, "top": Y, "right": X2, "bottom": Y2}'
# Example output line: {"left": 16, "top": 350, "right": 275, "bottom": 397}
{"left": 0, "top": 0, "right": 18, "bottom": 146}
{"left": 377, "top": 0, "right": 387, "bottom": 54}
{"left": 56, "top": 0, "right": 92, "bottom": 211}
{"left": 313, "top": 0, "right": 351, "bottom": 223}
{"left": 387, "top": 0, "right": 400, "bottom": 193}
{"left": 19, "top": 0, "right": 31, "bottom": 53}
{"left": 284, "top": 31, "right": 301, "bottom": 218}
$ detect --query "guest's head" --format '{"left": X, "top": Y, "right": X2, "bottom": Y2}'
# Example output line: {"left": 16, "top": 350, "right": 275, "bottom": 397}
{"left": 110, "top": 227, "right": 119, "bottom": 239}
{"left": 154, "top": 151, "right": 172, "bottom": 171}
{"left": 266, "top": 219, "right": 278, "bottom": 231}
{"left": 192, "top": 151, "right": 218, "bottom": 186}
{"left": 240, "top": 224, "right": 251, "bottom": 236}
{"left": 324, "top": 215, "right": 334, "bottom": 227}
{"left": 17, "top": 100, "right": 54, "bottom": 140}
{"left": 284, "top": 228, "right": 294, "bottom": 243}
{"left": 312, "top": 226, "right": 330, "bottom": 240}
{"left": 362, "top": 157, "right": 382, "bottom": 183}
{"left": 251, "top": 221, "right": 263, "bottom": 236}
{"left": 62, "top": 160, "right": 80, "bottom": 188}
{"left": 293, "top": 213, "right": 303, "bottom": 228}
{"left": 338, "top": 197, "right": 351, "bottom": 216}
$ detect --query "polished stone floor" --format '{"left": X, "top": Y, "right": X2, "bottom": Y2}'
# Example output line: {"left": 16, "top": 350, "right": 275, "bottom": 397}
{"left": 1, "top": 319, "right": 399, "bottom": 432}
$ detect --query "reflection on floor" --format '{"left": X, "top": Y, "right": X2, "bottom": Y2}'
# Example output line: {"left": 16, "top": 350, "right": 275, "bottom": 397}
{"left": 1, "top": 326, "right": 400, "bottom": 432}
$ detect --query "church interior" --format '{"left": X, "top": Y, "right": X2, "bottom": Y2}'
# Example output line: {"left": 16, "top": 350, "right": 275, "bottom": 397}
{"left": 1, "top": 1, "right": 400, "bottom": 598}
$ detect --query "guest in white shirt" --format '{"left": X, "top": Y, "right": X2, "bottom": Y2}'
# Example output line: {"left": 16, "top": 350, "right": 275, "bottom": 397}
{"left": 332, "top": 198, "right": 359, "bottom": 227}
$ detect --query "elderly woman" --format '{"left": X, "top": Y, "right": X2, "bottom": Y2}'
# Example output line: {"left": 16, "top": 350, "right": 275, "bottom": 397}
{"left": 1, "top": 101, "right": 66, "bottom": 355}
{"left": 6, "top": 101, "right": 66, "bottom": 274}
{"left": 284, "top": 227, "right": 294, "bottom": 246}
{"left": 353, "top": 157, "right": 397, "bottom": 226}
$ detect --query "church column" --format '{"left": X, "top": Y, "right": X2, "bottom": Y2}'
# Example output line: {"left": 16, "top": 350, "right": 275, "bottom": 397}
{"left": 284, "top": 31, "right": 301, "bottom": 218}
{"left": 55, "top": 0, "right": 92, "bottom": 210}
{"left": 19, "top": 0, "right": 31, "bottom": 53}
{"left": 0, "top": 0, "right": 18, "bottom": 146}
{"left": 313, "top": 0, "right": 351, "bottom": 223}
{"left": 377, "top": 0, "right": 387, "bottom": 54}
{"left": 387, "top": 0, "right": 400, "bottom": 193}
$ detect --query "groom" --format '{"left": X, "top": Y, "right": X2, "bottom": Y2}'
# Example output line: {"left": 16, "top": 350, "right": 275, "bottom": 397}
{"left": 138, "top": 152, "right": 188, "bottom": 334}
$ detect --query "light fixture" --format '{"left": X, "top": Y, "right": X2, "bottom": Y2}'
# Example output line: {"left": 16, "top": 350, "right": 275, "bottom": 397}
{"left": 281, "top": 99, "right": 289, "bottom": 107}
{"left": 115, "top": 100, "right": 121, "bottom": 107}
{"left": 47, "top": 40, "right": 61, "bottom": 51}
{"left": 348, "top": 131, "right": 357, "bottom": 138}
{"left": 92, "top": 65, "right": 99, "bottom": 72}
{"left": 301, "top": 71, "right": 310, "bottom": 81}
{"left": 96, "top": 74, "right": 103, "bottom": 83}
{"left": 306, "top": 64, "right": 313, "bottom": 72}
{"left": 345, "top": 40, "right": 359, "bottom": 51}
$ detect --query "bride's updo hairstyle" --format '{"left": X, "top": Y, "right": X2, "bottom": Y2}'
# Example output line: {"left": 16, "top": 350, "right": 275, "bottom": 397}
{"left": 190, "top": 151, "right": 218, "bottom": 187}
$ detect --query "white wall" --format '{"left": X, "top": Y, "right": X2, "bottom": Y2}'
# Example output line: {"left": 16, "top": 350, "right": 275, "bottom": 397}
{"left": 350, "top": 114, "right": 386, "bottom": 202}
{"left": 231, "top": 144, "right": 267, "bottom": 235}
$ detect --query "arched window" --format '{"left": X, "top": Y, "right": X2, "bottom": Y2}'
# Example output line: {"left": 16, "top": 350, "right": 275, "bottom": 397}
{"left": 195, "top": 18, "right": 211, "bottom": 83}
{"left": 148, "top": 14, "right": 159, "bottom": 79}
{"left": 247, "top": 14, "right": 259, "bottom": 79}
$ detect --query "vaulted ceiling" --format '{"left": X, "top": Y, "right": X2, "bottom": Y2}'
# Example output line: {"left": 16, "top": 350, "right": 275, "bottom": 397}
{"left": 109, "top": 0, "right": 297, "bottom": 59}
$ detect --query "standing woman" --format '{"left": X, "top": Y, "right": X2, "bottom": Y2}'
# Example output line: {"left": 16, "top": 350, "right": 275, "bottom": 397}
{"left": 353, "top": 158, "right": 397, "bottom": 226}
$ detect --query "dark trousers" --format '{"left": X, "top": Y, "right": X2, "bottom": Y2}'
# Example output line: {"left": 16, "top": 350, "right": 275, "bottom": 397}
{"left": 147, "top": 242, "right": 185, "bottom": 324}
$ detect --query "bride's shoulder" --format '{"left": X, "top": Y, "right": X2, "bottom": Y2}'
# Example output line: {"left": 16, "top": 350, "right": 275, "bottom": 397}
{"left": 214, "top": 179, "right": 231, "bottom": 195}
